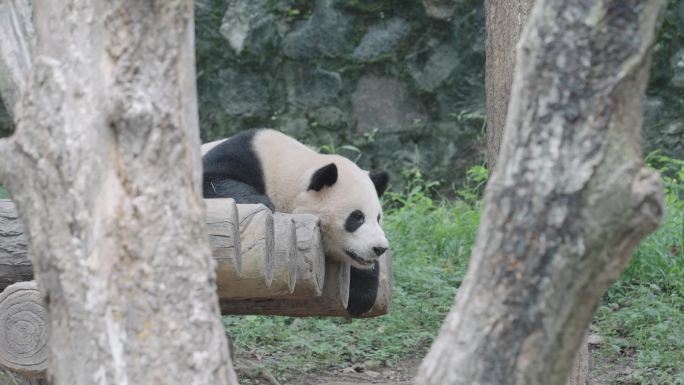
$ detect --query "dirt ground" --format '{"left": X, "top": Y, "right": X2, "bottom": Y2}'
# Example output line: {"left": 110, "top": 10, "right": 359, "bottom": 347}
{"left": 2, "top": 347, "right": 620, "bottom": 385}
{"left": 235, "top": 356, "right": 422, "bottom": 385}
{"left": 236, "top": 347, "right": 611, "bottom": 385}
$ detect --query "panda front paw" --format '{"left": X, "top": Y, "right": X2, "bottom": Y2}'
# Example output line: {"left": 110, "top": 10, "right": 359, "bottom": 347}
{"left": 346, "top": 260, "right": 380, "bottom": 317}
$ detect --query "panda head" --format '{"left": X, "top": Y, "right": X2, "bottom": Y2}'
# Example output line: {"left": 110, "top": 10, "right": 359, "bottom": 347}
{"left": 293, "top": 156, "right": 389, "bottom": 270}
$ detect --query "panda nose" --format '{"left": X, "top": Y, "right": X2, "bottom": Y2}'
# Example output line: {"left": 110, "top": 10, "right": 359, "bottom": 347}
{"left": 373, "top": 246, "right": 387, "bottom": 256}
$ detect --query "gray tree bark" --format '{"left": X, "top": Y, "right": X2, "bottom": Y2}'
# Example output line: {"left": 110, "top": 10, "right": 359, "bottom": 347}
{"left": 485, "top": 1, "right": 591, "bottom": 384}
{"left": 0, "top": 1, "right": 237, "bottom": 384}
{"left": 416, "top": 1, "right": 665, "bottom": 385}
{"left": 484, "top": 0, "right": 534, "bottom": 176}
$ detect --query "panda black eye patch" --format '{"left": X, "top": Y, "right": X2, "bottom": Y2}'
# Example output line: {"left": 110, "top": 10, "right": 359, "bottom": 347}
{"left": 345, "top": 210, "right": 365, "bottom": 233}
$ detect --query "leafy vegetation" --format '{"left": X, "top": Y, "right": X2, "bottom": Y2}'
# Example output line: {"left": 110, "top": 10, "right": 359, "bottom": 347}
{"left": 226, "top": 157, "right": 683, "bottom": 383}
{"left": 0, "top": 186, "right": 8, "bottom": 199}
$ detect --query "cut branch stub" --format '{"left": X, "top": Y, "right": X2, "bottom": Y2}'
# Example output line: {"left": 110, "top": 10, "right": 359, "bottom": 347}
{"left": 271, "top": 213, "right": 297, "bottom": 295}
{"left": 365, "top": 251, "right": 393, "bottom": 316}
{"left": 0, "top": 281, "right": 47, "bottom": 378}
{"left": 206, "top": 198, "right": 242, "bottom": 285}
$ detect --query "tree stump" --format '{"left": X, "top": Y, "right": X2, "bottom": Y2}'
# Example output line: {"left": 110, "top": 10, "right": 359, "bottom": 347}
{"left": 0, "top": 281, "right": 47, "bottom": 378}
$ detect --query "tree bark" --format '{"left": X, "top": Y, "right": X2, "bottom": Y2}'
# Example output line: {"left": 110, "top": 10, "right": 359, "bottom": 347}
{"left": 417, "top": 1, "right": 665, "bottom": 384}
{"left": 484, "top": 0, "right": 534, "bottom": 176}
{"left": 486, "top": 1, "right": 591, "bottom": 384}
{"left": 0, "top": 1, "right": 237, "bottom": 384}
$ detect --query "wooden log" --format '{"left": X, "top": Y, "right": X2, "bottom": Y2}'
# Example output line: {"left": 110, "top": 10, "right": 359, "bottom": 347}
{"left": 365, "top": 251, "right": 393, "bottom": 316}
{"left": 1, "top": 198, "right": 250, "bottom": 293}
{"left": 206, "top": 198, "right": 242, "bottom": 285}
{"left": 219, "top": 260, "right": 351, "bottom": 317}
{"left": 0, "top": 198, "right": 392, "bottom": 317}
{"left": 0, "top": 281, "right": 47, "bottom": 378}
{"left": 216, "top": 204, "right": 274, "bottom": 299}
{"left": 0, "top": 200, "right": 32, "bottom": 291}
{"left": 289, "top": 214, "right": 325, "bottom": 298}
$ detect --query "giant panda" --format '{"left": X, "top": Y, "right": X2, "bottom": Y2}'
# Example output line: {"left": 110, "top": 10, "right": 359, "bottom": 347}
{"left": 202, "top": 129, "right": 390, "bottom": 316}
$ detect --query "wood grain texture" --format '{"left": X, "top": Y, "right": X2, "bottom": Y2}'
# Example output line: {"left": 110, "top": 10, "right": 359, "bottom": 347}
{"left": 365, "top": 251, "right": 392, "bottom": 316}
{"left": 417, "top": 1, "right": 665, "bottom": 384}
{"left": 217, "top": 204, "right": 275, "bottom": 299}
{"left": 288, "top": 213, "right": 325, "bottom": 297}
{"left": 272, "top": 213, "right": 297, "bottom": 294}
{"left": 219, "top": 260, "right": 352, "bottom": 317}
{"left": 207, "top": 198, "right": 242, "bottom": 290}
{"left": 0, "top": 281, "right": 47, "bottom": 378}
{"left": 219, "top": 252, "right": 393, "bottom": 318}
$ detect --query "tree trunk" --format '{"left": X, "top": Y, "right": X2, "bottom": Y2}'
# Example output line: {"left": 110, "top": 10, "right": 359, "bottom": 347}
{"left": 417, "top": 1, "right": 665, "bottom": 385}
{"left": 0, "top": 1, "right": 237, "bottom": 384}
{"left": 484, "top": 0, "right": 534, "bottom": 176}
{"left": 486, "top": 1, "right": 591, "bottom": 384}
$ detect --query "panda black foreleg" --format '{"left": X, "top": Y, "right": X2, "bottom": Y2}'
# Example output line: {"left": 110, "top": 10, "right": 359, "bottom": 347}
{"left": 203, "top": 178, "right": 275, "bottom": 212}
{"left": 346, "top": 260, "right": 380, "bottom": 317}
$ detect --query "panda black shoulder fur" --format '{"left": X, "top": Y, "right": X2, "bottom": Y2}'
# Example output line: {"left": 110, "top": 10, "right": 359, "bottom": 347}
{"left": 202, "top": 129, "right": 390, "bottom": 316}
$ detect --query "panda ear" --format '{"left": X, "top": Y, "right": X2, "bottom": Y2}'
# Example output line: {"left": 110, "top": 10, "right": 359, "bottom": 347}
{"left": 308, "top": 163, "right": 338, "bottom": 191}
{"left": 369, "top": 171, "right": 389, "bottom": 197}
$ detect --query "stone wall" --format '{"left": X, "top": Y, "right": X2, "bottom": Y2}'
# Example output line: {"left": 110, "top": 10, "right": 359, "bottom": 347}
{"left": 195, "top": 0, "right": 487, "bottom": 186}
{"left": 196, "top": 0, "right": 684, "bottom": 188}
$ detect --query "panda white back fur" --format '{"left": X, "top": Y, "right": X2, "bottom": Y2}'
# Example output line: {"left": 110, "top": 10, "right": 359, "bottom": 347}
{"left": 202, "top": 129, "right": 389, "bottom": 316}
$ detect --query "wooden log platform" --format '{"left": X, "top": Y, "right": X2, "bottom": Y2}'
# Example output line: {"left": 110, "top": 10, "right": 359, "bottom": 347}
{"left": 220, "top": 251, "right": 393, "bottom": 318}
{"left": 0, "top": 197, "right": 393, "bottom": 377}
{"left": 0, "top": 198, "right": 392, "bottom": 314}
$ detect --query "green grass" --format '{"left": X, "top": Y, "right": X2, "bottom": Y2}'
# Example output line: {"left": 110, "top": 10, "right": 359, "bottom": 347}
{"left": 225, "top": 159, "right": 683, "bottom": 383}
{"left": 224, "top": 184, "right": 482, "bottom": 379}
{"left": 0, "top": 186, "right": 7, "bottom": 199}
